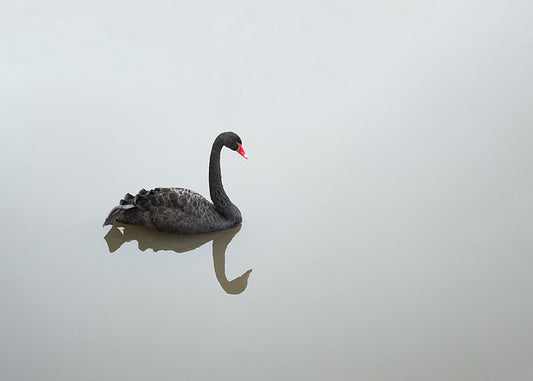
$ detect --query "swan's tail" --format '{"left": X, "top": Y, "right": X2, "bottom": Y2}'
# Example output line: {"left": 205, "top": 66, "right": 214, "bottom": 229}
{"left": 103, "top": 193, "right": 136, "bottom": 226}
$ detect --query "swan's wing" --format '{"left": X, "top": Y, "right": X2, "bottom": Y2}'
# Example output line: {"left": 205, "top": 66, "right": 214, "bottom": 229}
{"left": 124, "top": 187, "right": 218, "bottom": 218}
{"left": 106, "top": 187, "right": 225, "bottom": 233}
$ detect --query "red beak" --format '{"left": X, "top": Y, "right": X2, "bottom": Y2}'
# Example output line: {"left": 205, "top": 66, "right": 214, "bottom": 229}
{"left": 236, "top": 143, "right": 248, "bottom": 159}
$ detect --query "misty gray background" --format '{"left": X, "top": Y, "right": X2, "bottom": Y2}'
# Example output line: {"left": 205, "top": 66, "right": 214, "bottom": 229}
{"left": 1, "top": 1, "right": 532, "bottom": 380}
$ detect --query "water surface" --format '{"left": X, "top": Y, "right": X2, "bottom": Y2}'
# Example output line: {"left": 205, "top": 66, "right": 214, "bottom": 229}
{"left": 1, "top": 2, "right": 532, "bottom": 380}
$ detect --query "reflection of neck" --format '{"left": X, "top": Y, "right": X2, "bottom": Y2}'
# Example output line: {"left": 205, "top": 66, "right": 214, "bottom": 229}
{"left": 212, "top": 227, "right": 251, "bottom": 295}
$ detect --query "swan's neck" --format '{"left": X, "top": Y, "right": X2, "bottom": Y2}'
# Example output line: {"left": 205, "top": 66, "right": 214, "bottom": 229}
{"left": 209, "top": 142, "right": 241, "bottom": 222}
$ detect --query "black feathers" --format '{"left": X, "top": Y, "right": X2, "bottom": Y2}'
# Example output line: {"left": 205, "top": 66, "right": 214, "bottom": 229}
{"left": 103, "top": 132, "right": 245, "bottom": 234}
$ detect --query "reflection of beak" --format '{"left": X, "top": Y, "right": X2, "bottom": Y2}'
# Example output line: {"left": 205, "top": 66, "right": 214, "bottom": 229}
{"left": 236, "top": 143, "right": 248, "bottom": 159}
{"left": 242, "top": 269, "right": 253, "bottom": 280}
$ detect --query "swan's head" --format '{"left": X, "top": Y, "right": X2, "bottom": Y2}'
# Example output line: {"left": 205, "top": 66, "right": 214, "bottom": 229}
{"left": 219, "top": 131, "right": 248, "bottom": 159}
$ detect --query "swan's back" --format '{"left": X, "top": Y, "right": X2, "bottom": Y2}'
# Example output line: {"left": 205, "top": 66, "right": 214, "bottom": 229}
{"left": 104, "top": 187, "right": 237, "bottom": 234}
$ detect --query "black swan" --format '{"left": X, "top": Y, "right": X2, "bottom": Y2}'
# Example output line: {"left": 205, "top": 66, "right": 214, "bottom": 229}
{"left": 104, "top": 131, "right": 247, "bottom": 233}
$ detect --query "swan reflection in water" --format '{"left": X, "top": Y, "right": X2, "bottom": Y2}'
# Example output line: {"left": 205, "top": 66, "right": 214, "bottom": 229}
{"left": 104, "top": 223, "right": 252, "bottom": 295}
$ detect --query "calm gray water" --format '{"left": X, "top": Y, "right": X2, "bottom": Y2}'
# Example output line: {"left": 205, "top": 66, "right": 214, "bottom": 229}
{"left": 1, "top": 2, "right": 532, "bottom": 380}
